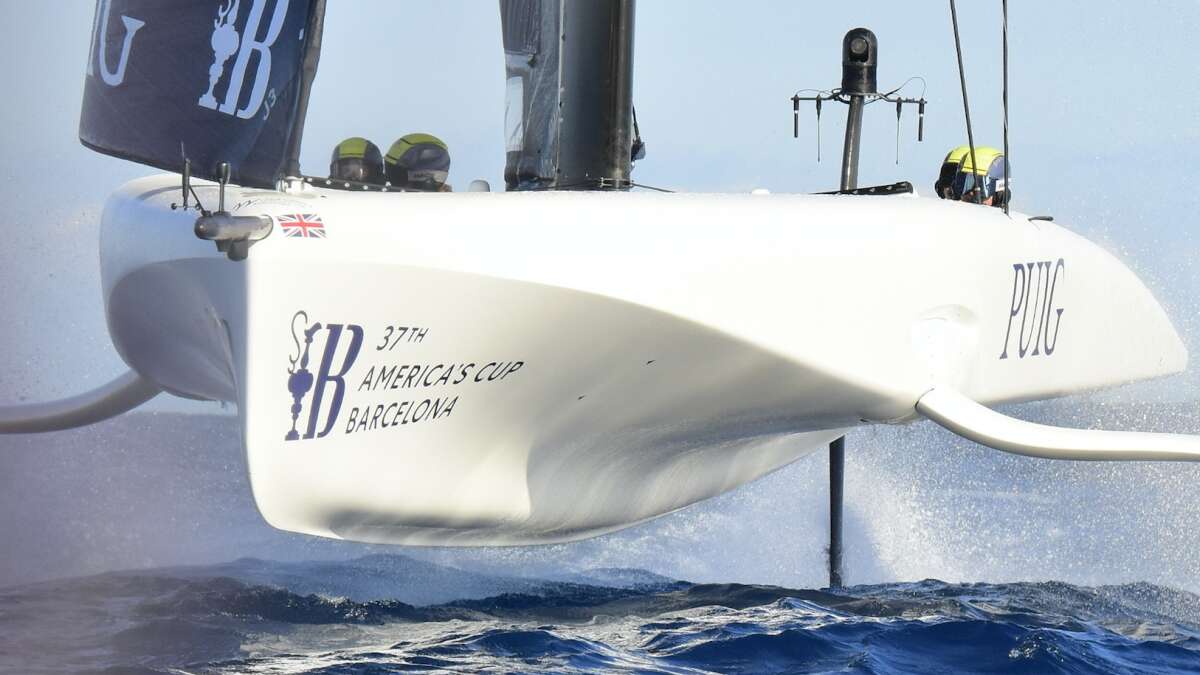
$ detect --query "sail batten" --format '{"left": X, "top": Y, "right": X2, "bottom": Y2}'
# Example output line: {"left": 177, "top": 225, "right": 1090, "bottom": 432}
{"left": 80, "top": 0, "right": 322, "bottom": 189}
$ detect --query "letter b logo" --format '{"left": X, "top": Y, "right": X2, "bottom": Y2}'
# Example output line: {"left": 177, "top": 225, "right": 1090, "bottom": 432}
{"left": 301, "top": 323, "right": 363, "bottom": 440}
{"left": 198, "top": 0, "right": 290, "bottom": 119}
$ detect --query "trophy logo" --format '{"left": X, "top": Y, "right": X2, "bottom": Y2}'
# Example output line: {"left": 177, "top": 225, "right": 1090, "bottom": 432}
{"left": 198, "top": 0, "right": 241, "bottom": 110}
{"left": 285, "top": 310, "right": 320, "bottom": 441}
{"left": 285, "top": 311, "right": 365, "bottom": 441}
{"left": 198, "top": 0, "right": 290, "bottom": 119}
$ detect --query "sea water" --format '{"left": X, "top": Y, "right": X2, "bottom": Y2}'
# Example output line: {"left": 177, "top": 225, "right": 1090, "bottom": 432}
{"left": 3, "top": 396, "right": 1200, "bottom": 673}
{"left": 2, "top": 556, "right": 1200, "bottom": 673}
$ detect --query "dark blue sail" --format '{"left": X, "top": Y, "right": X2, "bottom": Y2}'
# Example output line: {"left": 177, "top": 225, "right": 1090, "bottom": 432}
{"left": 80, "top": 0, "right": 322, "bottom": 189}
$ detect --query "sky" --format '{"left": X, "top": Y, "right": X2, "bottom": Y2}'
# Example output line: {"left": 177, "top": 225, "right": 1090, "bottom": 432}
{"left": 0, "top": 1, "right": 1199, "bottom": 586}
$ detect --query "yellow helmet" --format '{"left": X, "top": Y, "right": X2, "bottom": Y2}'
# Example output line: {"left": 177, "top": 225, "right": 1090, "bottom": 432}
{"left": 954, "top": 146, "right": 1009, "bottom": 205}
{"left": 956, "top": 146, "right": 1004, "bottom": 176}
{"left": 329, "top": 137, "right": 383, "bottom": 184}
{"left": 943, "top": 145, "right": 973, "bottom": 165}
{"left": 937, "top": 145, "right": 1010, "bottom": 205}
{"left": 935, "top": 145, "right": 973, "bottom": 198}
{"left": 385, "top": 133, "right": 450, "bottom": 191}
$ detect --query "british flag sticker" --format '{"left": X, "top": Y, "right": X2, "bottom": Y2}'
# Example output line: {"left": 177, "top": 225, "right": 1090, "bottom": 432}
{"left": 277, "top": 213, "right": 326, "bottom": 238}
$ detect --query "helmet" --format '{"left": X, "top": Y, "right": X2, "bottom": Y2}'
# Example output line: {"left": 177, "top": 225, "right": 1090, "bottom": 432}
{"left": 934, "top": 145, "right": 972, "bottom": 199}
{"left": 330, "top": 137, "right": 384, "bottom": 184}
{"left": 951, "top": 146, "right": 1009, "bottom": 206}
{"left": 385, "top": 133, "right": 450, "bottom": 191}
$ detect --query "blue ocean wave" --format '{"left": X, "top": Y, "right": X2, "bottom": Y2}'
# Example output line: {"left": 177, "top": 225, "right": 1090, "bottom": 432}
{"left": 3, "top": 556, "right": 1200, "bottom": 674}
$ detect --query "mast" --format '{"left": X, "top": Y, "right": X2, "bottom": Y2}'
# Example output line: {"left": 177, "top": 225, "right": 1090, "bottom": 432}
{"left": 284, "top": 0, "right": 327, "bottom": 180}
{"left": 556, "top": 0, "right": 636, "bottom": 189}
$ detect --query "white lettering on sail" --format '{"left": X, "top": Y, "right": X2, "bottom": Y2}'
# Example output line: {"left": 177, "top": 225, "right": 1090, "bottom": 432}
{"left": 199, "top": 0, "right": 241, "bottom": 110}
{"left": 87, "top": 0, "right": 145, "bottom": 87}
{"left": 198, "top": 0, "right": 289, "bottom": 120}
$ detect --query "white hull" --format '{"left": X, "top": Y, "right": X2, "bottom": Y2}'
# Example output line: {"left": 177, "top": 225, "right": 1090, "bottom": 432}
{"left": 98, "top": 176, "right": 1186, "bottom": 544}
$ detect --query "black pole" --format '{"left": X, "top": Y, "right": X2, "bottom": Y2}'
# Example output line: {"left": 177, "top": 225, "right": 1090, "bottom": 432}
{"left": 838, "top": 28, "right": 876, "bottom": 192}
{"left": 1002, "top": 0, "right": 1010, "bottom": 215}
{"left": 283, "top": 0, "right": 326, "bottom": 180}
{"left": 556, "top": 0, "right": 636, "bottom": 189}
{"left": 949, "top": 0, "right": 980, "bottom": 203}
{"left": 839, "top": 97, "right": 864, "bottom": 191}
{"left": 829, "top": 436, "right": 845, "bottom": 588}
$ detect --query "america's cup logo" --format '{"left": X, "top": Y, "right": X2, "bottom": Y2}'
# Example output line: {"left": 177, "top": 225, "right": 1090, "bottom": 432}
{"left": 198, "top": 0, "right": 290, "bottom": 120}
{"left": 286, "top": 311, "right": 364, "bottom": 441}
{"left": 199, "top": 0, "right": 241, "bottom": 110}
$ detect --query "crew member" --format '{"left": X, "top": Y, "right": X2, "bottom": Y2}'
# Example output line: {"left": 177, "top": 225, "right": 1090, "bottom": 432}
{"left": 937, "top": 145, "right": 1010, "bottom": 207}
{"left": 385, "top": 133, "right": 451, "bottom": 192}
{"left": 934, "top": 145, "right": 970, "bottom": 199}
{"left": 330, "top": 137, "right": 384, "bottom": 185}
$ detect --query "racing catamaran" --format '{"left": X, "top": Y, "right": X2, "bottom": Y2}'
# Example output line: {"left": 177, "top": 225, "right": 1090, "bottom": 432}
{"left": 2, "top": 1, "right": 1197, "bottom": 576}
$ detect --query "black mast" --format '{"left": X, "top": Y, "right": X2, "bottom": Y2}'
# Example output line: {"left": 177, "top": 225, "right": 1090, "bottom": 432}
{"left": 556, "top": 0, "right": 636, "bottom": 189}
{"left": 283, "top": 0, "right": 327, "bottom": 180}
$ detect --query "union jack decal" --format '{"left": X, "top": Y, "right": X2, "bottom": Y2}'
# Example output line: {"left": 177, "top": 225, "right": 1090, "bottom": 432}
{"left": 277, "top": 213, "right": 326, "bottom": 238}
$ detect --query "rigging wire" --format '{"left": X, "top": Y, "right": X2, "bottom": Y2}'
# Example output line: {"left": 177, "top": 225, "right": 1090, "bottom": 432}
{"left": 878, "top": 76, "right": 927, "bottom": 101}
{"left": 949, "top": 0, "right": 981, "bottom": 204}
{"left": 630, "top": 182, "right": 675, "bottom": 193}
{"left": 1002, "top": 0, "right": 1010, "bottom": 215}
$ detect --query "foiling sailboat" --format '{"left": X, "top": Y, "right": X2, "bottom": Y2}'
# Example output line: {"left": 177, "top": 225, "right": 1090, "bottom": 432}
{"left": 2, "top": 1, "right": 1197, "bottom": 583}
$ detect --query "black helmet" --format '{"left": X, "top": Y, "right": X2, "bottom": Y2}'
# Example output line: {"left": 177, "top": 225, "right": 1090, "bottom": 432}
{"left": 330, "top": 137, "right": 384, "bottom": 184}
{"left": 385, "top": 133, "right": 450, "bottom": 191}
